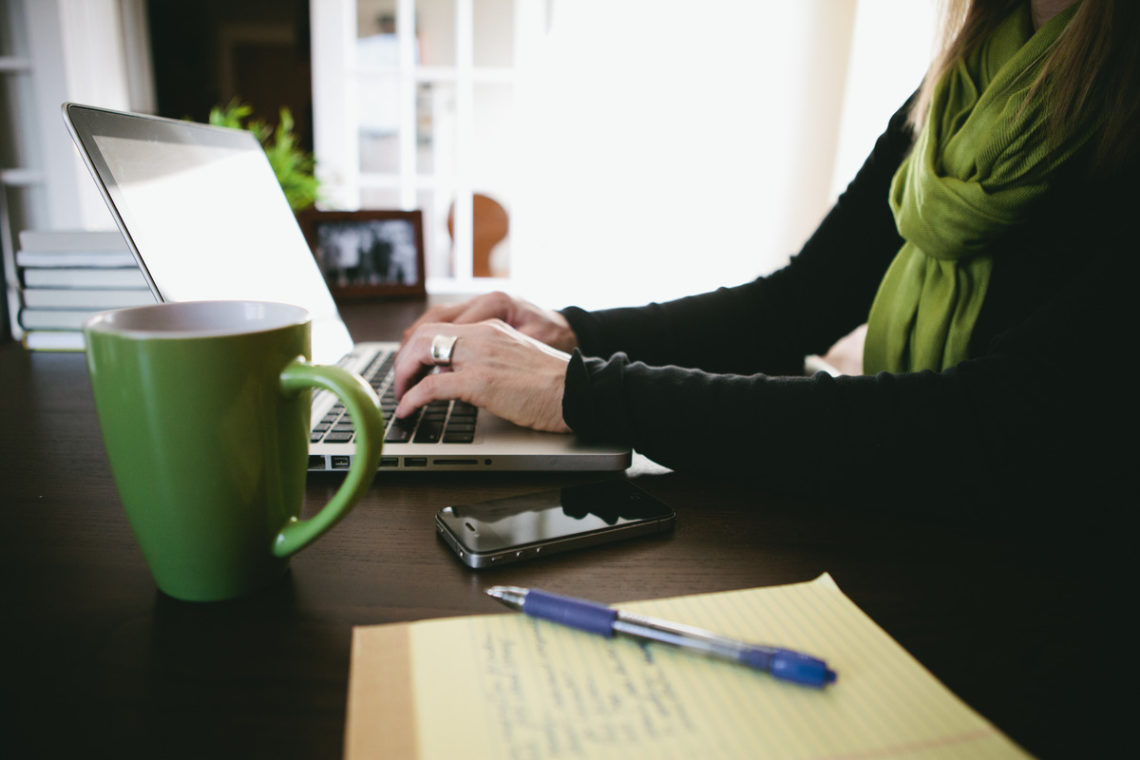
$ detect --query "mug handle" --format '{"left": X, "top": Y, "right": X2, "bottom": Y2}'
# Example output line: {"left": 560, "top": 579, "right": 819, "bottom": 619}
{"left": 271, "top": 357, "right": 384, "bottom": 558}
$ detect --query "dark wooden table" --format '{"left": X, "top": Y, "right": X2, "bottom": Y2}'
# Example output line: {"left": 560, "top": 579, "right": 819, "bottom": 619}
{"left": 0, "top": 298, "right": 1125, "bottom": 758}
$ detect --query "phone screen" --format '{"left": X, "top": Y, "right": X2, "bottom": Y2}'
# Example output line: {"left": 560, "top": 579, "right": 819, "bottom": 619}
{"left": 436, "top": 480, "right": 675, "bottom": 567}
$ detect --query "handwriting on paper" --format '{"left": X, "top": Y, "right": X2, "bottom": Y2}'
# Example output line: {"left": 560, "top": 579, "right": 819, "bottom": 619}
{"left": 471, "top": 618, "right": 696, "bottom": 758}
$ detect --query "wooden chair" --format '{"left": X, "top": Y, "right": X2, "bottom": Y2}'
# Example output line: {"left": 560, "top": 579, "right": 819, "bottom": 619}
{"left": 447, "top": 193, "right": 509, "bottom": 277}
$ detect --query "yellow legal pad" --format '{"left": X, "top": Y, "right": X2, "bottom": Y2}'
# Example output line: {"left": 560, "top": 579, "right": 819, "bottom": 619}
{"left": 344, "top": 575, "right": 1031, "bottom": 759}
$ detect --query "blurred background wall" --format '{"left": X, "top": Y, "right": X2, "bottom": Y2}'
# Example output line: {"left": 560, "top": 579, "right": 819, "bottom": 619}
{"left": 1, "top": 0, "right": 937, "bottom": 312}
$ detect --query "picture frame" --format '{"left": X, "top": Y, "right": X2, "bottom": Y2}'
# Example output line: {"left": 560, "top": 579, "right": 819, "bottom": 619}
{"left": 297, "top": 209, "right": 426, "bottom": 298}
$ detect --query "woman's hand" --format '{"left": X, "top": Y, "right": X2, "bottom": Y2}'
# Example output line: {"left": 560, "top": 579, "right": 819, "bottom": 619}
{"left": 401, "top": 291, "right": 579, "bottom": 353}
{"left": 393, "top": 319, "right": 572, "bottom": 433}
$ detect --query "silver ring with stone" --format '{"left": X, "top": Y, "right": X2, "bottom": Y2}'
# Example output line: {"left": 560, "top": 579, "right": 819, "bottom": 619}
{"left": 430, "top": 334, "right": 459, "bottom": 366}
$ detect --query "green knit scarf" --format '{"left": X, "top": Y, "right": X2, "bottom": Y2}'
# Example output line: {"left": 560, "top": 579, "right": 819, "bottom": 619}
{"left": 863, "top": 2, "right": 1086, "bottom": 375}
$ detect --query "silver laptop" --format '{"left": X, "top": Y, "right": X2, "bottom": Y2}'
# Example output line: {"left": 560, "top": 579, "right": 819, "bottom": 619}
{"left": 62, "top": 102, "right": 630, "bottom": 473}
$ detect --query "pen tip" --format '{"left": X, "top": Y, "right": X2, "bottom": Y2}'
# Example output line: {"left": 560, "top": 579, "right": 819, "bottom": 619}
{"left": 484, "top": 586, "right": 527, "bottom": 609}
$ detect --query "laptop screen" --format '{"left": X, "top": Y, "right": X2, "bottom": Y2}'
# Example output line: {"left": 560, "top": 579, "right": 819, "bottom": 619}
{"left": 63, "top": 104, "right": 353, "bottom": 364}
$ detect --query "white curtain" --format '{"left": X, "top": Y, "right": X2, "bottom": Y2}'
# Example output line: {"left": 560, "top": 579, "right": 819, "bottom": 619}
{"left": 509, "top": 0, "right": 936, "bottom": 311}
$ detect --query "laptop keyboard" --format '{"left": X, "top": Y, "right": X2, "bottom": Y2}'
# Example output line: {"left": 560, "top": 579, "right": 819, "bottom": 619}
{"left": 311, "top": 350, "right": 477, "bottom": 445}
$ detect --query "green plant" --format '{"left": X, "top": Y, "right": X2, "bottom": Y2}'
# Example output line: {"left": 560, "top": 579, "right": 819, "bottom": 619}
{"left": 209, "top": 99, "right": 321, "bottom": 212}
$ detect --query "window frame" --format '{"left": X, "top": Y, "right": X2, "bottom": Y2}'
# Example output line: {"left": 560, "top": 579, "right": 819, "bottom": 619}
{"left": 311, "top": 0, "right": 537, "bottom": 292}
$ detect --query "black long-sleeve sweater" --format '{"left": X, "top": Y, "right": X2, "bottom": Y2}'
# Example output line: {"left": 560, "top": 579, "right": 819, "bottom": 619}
{"left": 559, "top": 99, "right": 1137, "bottom": 510}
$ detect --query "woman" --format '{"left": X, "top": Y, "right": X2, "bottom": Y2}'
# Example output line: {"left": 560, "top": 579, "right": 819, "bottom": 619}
{"left": 393, "top": 0, "right": 1138, "bottom": 508}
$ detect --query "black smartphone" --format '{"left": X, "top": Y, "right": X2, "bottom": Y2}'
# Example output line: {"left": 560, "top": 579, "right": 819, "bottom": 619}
{"left": 435, "top": 479, "right": 675, "bottom": 568}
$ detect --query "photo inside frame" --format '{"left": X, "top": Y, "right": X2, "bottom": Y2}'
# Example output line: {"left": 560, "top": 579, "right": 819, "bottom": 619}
{"left": 315, "top": 219, "right": 418, "bottom": 286}
{"left": 299, "top": 210, "right": 426, "bottom": 298}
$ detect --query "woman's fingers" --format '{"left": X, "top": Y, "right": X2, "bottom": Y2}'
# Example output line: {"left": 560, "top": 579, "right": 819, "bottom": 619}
{"left": 394, "top": 370, "right": 470, "bottom": 420}
{"left": 392, "top": 319, "right": 571, "bottom": 433}
{"left": 400, "top": 292, "right": 578, "bottom": 352}
{"left": 392, "top": 322, "right": 461, "bottom": 398}
{"left": 451, "top": 291, "right": 515, "bottom": 325}
{"left": 400, "top": 301, "right": 467, "bottom": 344}
{"left": 400, "top": 292, "right": 513, "bottom": 344}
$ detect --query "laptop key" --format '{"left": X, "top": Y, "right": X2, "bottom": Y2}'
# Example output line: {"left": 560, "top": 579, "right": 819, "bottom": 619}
{"left": 413, "top": 420, "right": 443, "bottom": 443}
{"left": 385, "top": 418, "right": 416, "bottom": 443}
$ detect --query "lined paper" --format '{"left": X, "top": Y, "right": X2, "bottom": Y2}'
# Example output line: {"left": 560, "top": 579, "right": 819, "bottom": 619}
{"left": 346, "top": 575, "right": 1031, "bottom": 759}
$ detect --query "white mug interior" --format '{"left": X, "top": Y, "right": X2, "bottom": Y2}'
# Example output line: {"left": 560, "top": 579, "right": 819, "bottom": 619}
{"left": 84, "top": 300, "right": 310, "bottom": 339}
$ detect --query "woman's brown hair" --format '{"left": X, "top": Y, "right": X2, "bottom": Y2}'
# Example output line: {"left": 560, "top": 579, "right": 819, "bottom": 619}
{"left": 910, "top": 0, "right": 1140, "bottom": 176}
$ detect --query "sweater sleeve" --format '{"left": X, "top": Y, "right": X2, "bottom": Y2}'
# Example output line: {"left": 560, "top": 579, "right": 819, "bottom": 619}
{"left": 561, "top": 97, "right": 914, "bottom": 376}
{"left": 562, "top": 235, "right": 1128, "bottom": 509}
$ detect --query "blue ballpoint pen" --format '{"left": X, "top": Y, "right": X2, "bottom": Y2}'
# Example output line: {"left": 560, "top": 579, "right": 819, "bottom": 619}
{"left": 485, "top": 586, "right": 837, "bottom": 688}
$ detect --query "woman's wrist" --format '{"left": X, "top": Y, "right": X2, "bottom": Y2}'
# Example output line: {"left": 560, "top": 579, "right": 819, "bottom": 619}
{"left": 547, "top": 310, "right": 579, "bottom": 353}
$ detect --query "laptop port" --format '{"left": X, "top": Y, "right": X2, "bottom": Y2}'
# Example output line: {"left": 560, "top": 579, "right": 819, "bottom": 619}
{"left": 331, "top": 456, "right": 351, "bottom": 469}
{"left": 404, "top": 457, "right": 428, "bottom": 467}
{"left": 308, "top": 455, "right": 325, "bottom": 470}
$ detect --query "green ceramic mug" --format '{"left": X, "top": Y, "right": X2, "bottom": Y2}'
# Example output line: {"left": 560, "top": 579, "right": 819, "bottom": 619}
{"left": 84, "top": 300, "right": 383, "bottom": 602}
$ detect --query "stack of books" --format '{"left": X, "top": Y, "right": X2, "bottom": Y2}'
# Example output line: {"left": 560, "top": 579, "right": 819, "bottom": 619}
{"left": 2, "top": 229, "right": 154, "bottom": 351}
